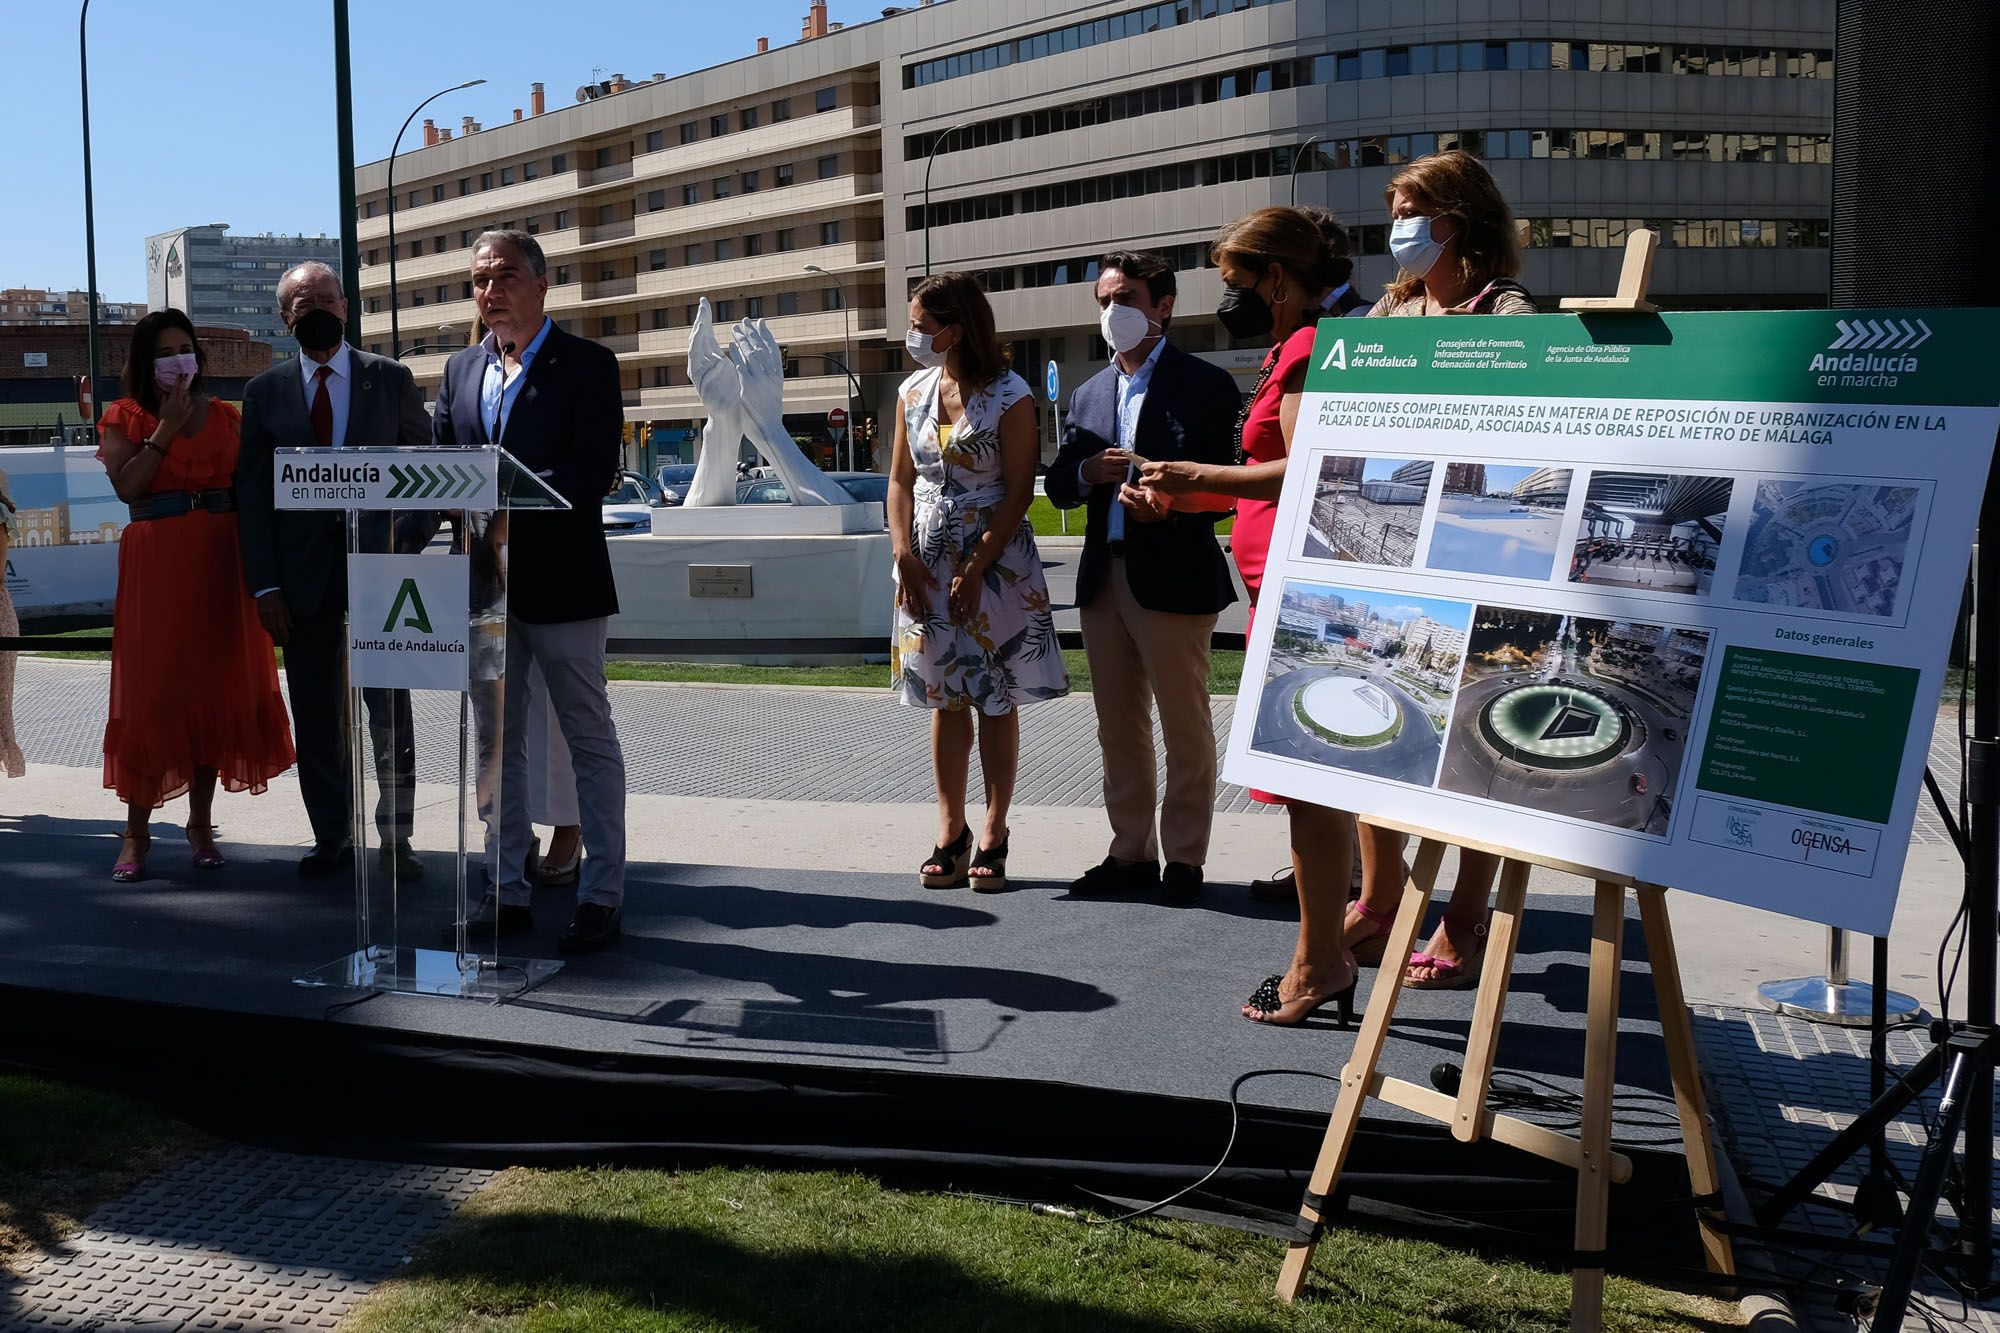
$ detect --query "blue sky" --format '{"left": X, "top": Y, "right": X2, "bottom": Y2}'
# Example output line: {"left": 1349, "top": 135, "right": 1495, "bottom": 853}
{"left": 3, "top": 0, "right": 858, "bottom": 301}
{"left": 1361, "top": 457, "right": 1425, "bottom": 483}
{"left": 1286, "top": 582, "right": 1474, "bottom": 632}
{"left": 1478, "top": 463, "right": 1550, "bottom": 491}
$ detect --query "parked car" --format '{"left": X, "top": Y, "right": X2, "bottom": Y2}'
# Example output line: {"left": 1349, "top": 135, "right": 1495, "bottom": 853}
{"left": 603, "top": 470, "right": 662, "bottom": 534}
{"left": 733, "top": 472, "right": 890, "bottom": 527}
{"left": 653, "top": 463, "right": 699, "bottom": 505}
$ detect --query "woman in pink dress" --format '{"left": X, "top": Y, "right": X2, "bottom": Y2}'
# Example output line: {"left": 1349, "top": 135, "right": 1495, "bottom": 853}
{"left": 1142, "top": 207, "right": 1363, "bottom": 1025}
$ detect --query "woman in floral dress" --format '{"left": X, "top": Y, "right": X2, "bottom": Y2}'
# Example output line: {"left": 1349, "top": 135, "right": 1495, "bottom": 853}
{"left": 889, "top": 272, "right": 1069, "bottom": 892}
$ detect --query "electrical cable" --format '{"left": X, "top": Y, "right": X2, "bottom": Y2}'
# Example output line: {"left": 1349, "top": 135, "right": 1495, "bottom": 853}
{"left": 1069, "top": 1068, "right": 1341, "bottom": 1225}
{"left": 1033, "top": 1064, "right": 1703, "bottom": 1231}
{"left": 323, "top": 989, "right": 384, "bottom": 1020}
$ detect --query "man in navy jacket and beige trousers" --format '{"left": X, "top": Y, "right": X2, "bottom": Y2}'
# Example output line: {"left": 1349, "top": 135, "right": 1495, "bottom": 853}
{"left": 1047, "top": 251, "right": 1240, "bottom": 903}
{"left": 433, "top": 229, "right": 628, "bottom": 953}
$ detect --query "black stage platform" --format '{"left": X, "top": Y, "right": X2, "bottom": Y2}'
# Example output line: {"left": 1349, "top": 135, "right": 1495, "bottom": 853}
{"left": 0, "top": 811, "right": 1705, "bottom": 1271}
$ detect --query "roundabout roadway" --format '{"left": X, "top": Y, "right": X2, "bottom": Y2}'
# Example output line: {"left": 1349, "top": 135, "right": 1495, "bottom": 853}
{"left": 1437, "top": 667, "right": 1689, "bottom": 834}
{"left": 1251, "top": 662, "right": 1446, "bottom": 785}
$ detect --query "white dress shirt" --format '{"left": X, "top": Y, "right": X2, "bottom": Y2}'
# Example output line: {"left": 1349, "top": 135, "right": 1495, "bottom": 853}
{"left": 299, "top": 342, "right": 353, "bottom": 449}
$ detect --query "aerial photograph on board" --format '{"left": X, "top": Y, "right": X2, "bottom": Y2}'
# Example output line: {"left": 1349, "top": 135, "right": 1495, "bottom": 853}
{"left": 1424, "top": 462, "right": 1573, "bottom": 581}
{"left": 1249, "top": 581, "right": 1471, "bottom": 786}
{"left": 1436, "top": 607, "right": 1708, "bottom": 835}
{"left": 1568, "top": 471, "right": 1733, "bottom": 596}
{"left": 1733, "top": 480, "right": 1924, "bottom": 618}
{"left": 1301, "top": 456, "right": 1432, "bottom": 568}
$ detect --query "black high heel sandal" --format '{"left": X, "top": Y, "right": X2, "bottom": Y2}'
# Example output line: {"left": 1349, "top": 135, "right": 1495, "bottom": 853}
{"left": 969, "top": 834, "right": 1009, "bottom": 894}
{"left": 920, "top": 826, "right": 973, "bottom": 889}
{"left": 1243, "top": 974, "right": 1358, "bottom": 1028}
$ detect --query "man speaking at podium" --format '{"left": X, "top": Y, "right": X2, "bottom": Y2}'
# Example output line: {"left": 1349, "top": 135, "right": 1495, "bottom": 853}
{"left": 433, "top": 230, "right": 629, "bottom": 955}
{"left": 236, "top": 262, "right": 430, "bottom": 880}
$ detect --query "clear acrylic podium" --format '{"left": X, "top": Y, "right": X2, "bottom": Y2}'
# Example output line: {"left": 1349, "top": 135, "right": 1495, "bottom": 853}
{"left": 276, "top": 444, "right": 571, "bottom": 1000}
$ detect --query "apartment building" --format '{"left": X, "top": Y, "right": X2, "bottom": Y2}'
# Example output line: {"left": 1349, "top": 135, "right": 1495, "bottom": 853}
{"left": 354, "top": 0, "right": 1833, "bottom": 469}
{"left": 0, "top": 289, "right": 146, "bottom": 328}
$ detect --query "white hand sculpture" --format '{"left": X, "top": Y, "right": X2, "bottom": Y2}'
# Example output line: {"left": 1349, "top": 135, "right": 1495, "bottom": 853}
{"left": 730, "top": 317, "right": 854, "bottom": 507}
{"left": 686, "top": 300, "right": 745, "bottom": 507}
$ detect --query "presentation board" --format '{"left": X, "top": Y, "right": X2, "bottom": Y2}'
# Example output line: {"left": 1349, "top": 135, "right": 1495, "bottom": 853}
{"left": 1225, "top": 307, "right": 2000, "bottom": 934}
{"left": 0, "top": 444, "right": 123, "bottom": 613}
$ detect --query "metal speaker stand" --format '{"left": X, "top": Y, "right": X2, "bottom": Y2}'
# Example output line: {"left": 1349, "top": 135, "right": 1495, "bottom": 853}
{"left": 1757, "top": 927, "right": 1921, "bottom": 1027}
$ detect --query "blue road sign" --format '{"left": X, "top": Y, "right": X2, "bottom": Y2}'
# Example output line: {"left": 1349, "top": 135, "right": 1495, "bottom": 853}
{"left": 1046, "top": 359, "right": 1060, "bottom": 402}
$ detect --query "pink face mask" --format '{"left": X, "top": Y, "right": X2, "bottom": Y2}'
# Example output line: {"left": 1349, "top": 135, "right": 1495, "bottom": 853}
{"left": 153, "top": 353, "right": 198, "bottom": 391}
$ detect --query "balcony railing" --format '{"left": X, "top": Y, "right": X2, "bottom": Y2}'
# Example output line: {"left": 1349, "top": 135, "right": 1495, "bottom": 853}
{"left": 583, "top": 218, "right": 638, "bottom": 245}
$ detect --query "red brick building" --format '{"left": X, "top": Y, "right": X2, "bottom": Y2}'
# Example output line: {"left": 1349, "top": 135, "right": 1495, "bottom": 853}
{"left": 0, "top": 324, "right": 271, "bottom": 432}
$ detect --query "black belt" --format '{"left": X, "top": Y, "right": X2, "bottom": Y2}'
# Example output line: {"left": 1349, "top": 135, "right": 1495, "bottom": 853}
{"left": 128, "top": 488, "right": 236, "bottom": 522}
{"left": 1107, "top": 540, "right": 1126, "bottom": 558}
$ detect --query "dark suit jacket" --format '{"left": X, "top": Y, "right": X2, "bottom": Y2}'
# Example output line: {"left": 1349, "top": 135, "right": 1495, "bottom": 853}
{"left": 1044, "top": 340, "right": 1240, "bottom": 616}
{"left": 1325, "top": 283, "right": 1373, "bottom": 317}
{"left": 432, "top": 322, "right": 622, "bottom": 624}
{"left": 236, "top": 347, "right": 431, "bottom": 619}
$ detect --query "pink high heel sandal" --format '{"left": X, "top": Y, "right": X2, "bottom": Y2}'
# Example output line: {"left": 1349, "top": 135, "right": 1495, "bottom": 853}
{"left": 111, "top": 833, "right": 150, "bottom": 883}
{"left": 188, "top": 824, "right": 225, "bottom": 870}
{"left": 1344, "top": 898, "right": 1397, "bottom": 965}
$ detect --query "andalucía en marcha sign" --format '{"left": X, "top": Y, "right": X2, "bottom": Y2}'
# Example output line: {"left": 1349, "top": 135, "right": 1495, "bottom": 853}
{"left": 271, "top": 447, "right": 499, "bottom": 511}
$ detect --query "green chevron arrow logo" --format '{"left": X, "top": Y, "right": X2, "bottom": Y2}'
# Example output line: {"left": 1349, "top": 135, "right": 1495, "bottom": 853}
{"left": 386, "top": 464, "right": 411, "bottom": 498}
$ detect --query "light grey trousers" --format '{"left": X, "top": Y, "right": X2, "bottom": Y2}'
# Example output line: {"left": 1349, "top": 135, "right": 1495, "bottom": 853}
{"left": 496, "top": 617, "right": 627, "bottom": 908}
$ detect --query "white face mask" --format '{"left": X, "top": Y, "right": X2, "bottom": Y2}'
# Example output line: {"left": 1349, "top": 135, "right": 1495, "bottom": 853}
{"left": 905, "top": 326, "right": 949, "bottom": 368}
{"left": 153, "top": 352, "right": 198, "bottom": 390}
{"left": 1099, "top": 302, "right": 1153, "bottom": 355}
{"left": 1389, "top": 215, "right": 1446, "bottom": 277}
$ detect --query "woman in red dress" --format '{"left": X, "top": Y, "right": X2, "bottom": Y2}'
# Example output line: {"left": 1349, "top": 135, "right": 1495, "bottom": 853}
{"left": 1141, "top": 207, "right": 1362, "bottom": 1025}
{"left": 96, "top": 311, "right": 294, "bottom": 880}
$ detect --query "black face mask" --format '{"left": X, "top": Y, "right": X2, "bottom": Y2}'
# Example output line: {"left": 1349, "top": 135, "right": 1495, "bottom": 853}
{"left": 293, "top": 307, "right": 344, "bottom": 352}
{"left": 1216, "top": 283, "right": 1274, "bottom": 340}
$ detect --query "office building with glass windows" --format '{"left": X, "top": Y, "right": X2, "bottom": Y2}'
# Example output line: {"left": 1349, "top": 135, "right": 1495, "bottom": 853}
{"left": 353, "top": 0, "right": 1833, "bottom": 469}
{"left": 145, "top": 226, "right": 342, "bottom": 362}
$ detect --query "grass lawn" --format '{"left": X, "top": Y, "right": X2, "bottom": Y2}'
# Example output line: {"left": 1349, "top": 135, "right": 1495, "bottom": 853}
{"left": 24, "top": 636, "right": 1247, "bottom": 696}
{"left": 0, "top": 1073, "right": 197, "bottom": 1273}
{"left": 348, "top": 1166, "right": 1739, "bottom": 1333}
{"left": 608, "top": 649, "right": 1245, "bottom": 695}
{"left": 19, "top": 627, "right": 117, "bottom": 662}
{"left": 1028, "top": 495, "right": 1234, "bottom": 537}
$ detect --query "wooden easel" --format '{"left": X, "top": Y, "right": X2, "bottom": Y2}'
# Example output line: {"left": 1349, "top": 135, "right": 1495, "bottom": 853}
{"left": 1272, "top": 820, "right": 1735, "bottom": 1329}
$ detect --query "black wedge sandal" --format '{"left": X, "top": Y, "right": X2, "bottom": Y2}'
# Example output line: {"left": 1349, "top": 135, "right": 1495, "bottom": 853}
{"left": 969, "top": 834, "right": 1010, "bottom": 894}
{"left": 920, "top": 826, "right": 973, "bottom": 889}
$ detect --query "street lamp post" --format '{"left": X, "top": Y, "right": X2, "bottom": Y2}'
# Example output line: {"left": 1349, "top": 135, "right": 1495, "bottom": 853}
{"left": 397, "top": 324, "right": 467, "bottom": 361}
{"left": 1290, "top": 134, "right": 1324, "bottom": 206}
{"left": 78, "top": 0, "right": 101, "bottom": 432}
{"left": 804, "top": 263, "right": 857, "bottom": 470}
{"left": 920, "top": 117, "right": 980, "bottom": 277}
{"left": 388, "top": 79, "right": 486, "bottom": 357}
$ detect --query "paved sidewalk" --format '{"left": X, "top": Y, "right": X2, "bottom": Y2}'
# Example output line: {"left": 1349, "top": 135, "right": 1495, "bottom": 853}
{"left": 0, "top": 1150, "right": 490, "bottom": 1331}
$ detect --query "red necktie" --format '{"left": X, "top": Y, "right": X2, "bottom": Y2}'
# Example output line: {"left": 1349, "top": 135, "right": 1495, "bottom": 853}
{"left": 310, "top": 365, "right": 333, "bottom": 446}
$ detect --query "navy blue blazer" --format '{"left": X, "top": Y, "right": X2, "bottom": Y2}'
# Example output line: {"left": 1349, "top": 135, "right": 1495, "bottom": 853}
{"left": 1044, "top": 340, "right": 1240, "bottom": 616}
{"left": 432, "top": 322, "right": 623, "bottom": 624}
